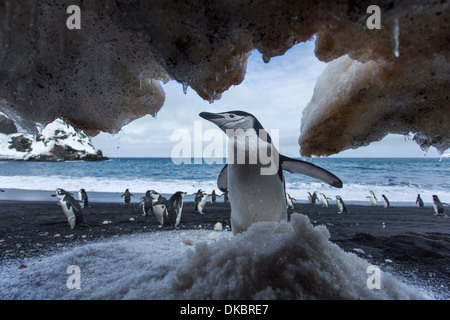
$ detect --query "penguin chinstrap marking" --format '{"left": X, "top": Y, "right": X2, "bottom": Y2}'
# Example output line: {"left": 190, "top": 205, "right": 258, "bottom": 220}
{"left": 199, "top": 110, "right": 343, "bottom": 235}
{"left": 78, "top": 188, "right": 88, "bottom": 208}
{"left": 51, "top": 188, "right": 84, "bottom": 229}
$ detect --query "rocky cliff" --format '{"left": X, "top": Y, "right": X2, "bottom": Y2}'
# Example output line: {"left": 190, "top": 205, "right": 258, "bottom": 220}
{"left": 0, "top": 113, "right": 108, "bottom": 161}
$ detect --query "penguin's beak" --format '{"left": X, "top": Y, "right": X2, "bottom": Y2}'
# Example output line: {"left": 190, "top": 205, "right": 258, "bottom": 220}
{"left": 199, "top": 112, "right": 232, "bottom": 132}
{"left": 51, "top": 194, "right": 56, "bottom": 197}
{"left": 199, "top": 112, "right": 224, "bottom": 121}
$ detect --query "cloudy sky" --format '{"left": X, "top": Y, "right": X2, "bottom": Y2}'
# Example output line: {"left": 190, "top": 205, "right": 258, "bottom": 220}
{"left": 92, "top": 40, "right": 441, "bottom": 159}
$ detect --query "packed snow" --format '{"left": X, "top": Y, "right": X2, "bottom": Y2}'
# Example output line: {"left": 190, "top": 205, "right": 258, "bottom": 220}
{"left": 0, "top": 214, "right": 429, "bottom": 300}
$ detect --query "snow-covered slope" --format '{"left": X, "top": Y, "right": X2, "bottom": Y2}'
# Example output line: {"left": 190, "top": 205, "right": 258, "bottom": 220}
{"left": 0, "top": 114, "right": 107, "bottom": 161}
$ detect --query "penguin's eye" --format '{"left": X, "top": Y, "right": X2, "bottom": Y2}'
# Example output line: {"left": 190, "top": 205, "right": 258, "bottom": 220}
{"left": 229, "top": 115, "right": 235, "bottom": 118}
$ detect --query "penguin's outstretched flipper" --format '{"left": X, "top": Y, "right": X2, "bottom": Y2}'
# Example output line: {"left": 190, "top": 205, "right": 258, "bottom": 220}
{"left": 280, "top": 155, "right": 343, "bottom": 188}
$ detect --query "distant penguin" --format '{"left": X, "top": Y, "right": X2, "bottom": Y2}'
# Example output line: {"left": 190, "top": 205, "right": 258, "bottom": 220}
{"left": 121, "top": 189, "right": 134, "bottom": 205}
{"left": 335, "top": 196, "right": 348, "bottom": 214}
{"left": 382, "top": 194, "right": 390, "bottom": 208}
{"left": 308, "top": 191, "right": 319, "bottom": 205}
{"left": 196, "top": 191, "right": 208, "bottom": 214}
{"left": 150, "top": 190, "right": 168, "bottom": 227}
{"left": 416, "top": 194, "right": 424, "bottom": 207}
{"left": 320, "top": 193, "right": 331, "bottom": 208}
{"left": 222, "top": 190, "right": 229, "bottom": 203}
{"left": 432, "top": 195, "right": 447, "bottom": 216}
{"left": 194, "top": 189, "right": 203, "bottom": 203}
{"left": 166, "top": 191, "right": 186, "bottom": 229}
{"left": 367, "top": 191, "right": 377, "bottom": 206}
{"left": 51, "top": 188, "right": 84, "bottom": 229}
{"left": 307, "top": 192, "right": 313, "bottom": 204}
{"left": 286, "top": 193, "right": 296, "bottom": 210}
{"left": 0, "top": 189, "right": 4, "bottom": 192}
{"left": 209, "top": 190, "right": 219, "bottom": 204}
{"left": 140, "top": 190, "right": 154, "bottom": 216}
{"left": 200, "top": 110, "right": 342, "bottom": 234}
{"left": 78, "top": 189, "right": 89, "bottom": 208}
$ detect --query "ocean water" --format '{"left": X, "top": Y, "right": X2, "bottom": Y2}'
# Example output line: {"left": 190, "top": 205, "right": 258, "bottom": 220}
{"left": 0, "top": 157, "right": 449, "bottom": 205}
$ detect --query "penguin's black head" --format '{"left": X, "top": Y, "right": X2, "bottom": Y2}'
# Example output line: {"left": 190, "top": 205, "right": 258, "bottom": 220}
{"left": 51, "top": 188, "right": 71, "bottom": 199}
{"left": 199, "top": 110, "right": 263, "bottom": 133}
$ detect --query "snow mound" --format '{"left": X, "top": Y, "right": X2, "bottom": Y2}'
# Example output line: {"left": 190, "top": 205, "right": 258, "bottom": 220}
{"left": 0, "top": 214, "right": 428, "bottom": 300}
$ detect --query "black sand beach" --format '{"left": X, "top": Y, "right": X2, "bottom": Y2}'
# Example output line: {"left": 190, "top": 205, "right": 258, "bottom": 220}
{"left": 1, "top": 200, "right": 449, "bottom": 298}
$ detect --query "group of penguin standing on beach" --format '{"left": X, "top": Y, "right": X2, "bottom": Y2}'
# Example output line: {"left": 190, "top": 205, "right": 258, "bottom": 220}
{"left": 46, "top": 187, "right": 226, "bottom": 230}
{"left": 48, "top": 187, "right": 187, "bottom": 230}
{"left": 303, "top": 190, "right": 447, "bottom": 217}
{"left": 45, "top": 185, "right": 447, "bottom": 230}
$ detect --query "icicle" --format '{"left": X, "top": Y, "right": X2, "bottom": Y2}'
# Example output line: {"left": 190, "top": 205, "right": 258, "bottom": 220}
{"left": 262, "top": 54, "right": 271, "bottom": 63}
{"left": 182, "top": 82, "right": 188, "bottom": 94}
{"left": 392, "top": 18, "right": 400, "bottom": 58}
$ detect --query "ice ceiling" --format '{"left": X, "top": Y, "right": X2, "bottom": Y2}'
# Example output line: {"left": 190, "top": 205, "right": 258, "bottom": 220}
{"left": 0, "top": 0, "right": 448, "bottom": 156}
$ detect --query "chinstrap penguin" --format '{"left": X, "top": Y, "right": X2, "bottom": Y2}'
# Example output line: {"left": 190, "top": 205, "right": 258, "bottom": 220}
{"left": 367, "top": 191, "right": 377, "bottom": 206}
{"left": 51, "top": 188, "right": 84, "bottom": 229}
{"left": 320, "top": 193, "right": 331, "bottom": 208}
{"left": 78, "top": 188, "right": 89, "bottom": 208}
{"left": 286, "top": 193, "right": 296, "bottom": 210}
{"left": 149, "top": 190, "right": 168, "bottom": 227}
{"left": 222, "top": 190, "right": 229, "bottom": 203}
{"left": 382, "top": 194, "right": 390, "bottom": 208}
{"left": 335, "top": 195, "right": 348, "bottom": 214}
{"left": 140, "top": 190, "right": 154, "bottom": 216}
{"left": 432, "top": 195, "right": 447, "bottom": 216}
{"left": 200, "top": 110, "right": 342, "bottom": 235}
{"left": 209, "top": 190, "right": 220, "bottom": 204}
{"left": 416, "top": 194, "right": 424, "bottom": 207}
{"left": 307, "top": 191, "right": 318, "bottom": 204}
{"left": 196, "top": 190, "right": 208, "bottom": 214}
{"left": 166, "top": 191, "right": 186, "bottom": 229}
{"left": 121, "top": 189, "right": 134, "bottom": 205}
